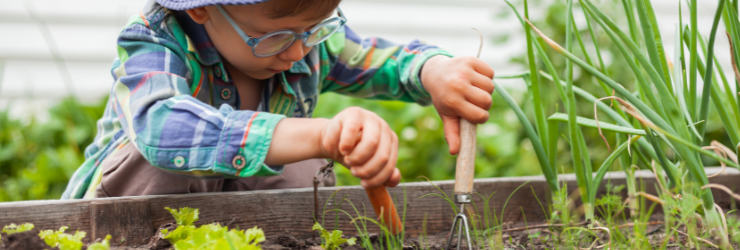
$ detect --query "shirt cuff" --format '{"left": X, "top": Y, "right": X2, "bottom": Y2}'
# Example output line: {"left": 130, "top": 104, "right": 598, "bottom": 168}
{"left": 215, "top": 111, "right": 286, "bottom": 177}
{"left": 410, "top": 49, "right": 454, "bottom": 106}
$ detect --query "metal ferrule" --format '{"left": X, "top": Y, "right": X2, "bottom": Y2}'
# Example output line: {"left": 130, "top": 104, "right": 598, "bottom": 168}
{"left": 454, "top": 194, "right": 472, "bottom": 204}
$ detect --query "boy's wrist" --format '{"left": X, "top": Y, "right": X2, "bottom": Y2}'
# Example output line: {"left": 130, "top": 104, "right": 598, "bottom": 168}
{"left": 420, "top": 55, "right": 451, "bottom": 96}
{"left": 265, "top": 117, "right": 331, "bottom": 166}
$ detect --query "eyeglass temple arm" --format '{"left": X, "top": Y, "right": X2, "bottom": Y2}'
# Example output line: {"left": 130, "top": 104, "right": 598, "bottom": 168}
{"left": 215, "top": 5, "right": 255, "bottom": 44}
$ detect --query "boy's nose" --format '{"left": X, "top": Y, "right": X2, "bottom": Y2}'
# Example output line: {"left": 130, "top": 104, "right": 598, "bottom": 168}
{"left": 277, "top": 40, "right": 306, "bottom": 62}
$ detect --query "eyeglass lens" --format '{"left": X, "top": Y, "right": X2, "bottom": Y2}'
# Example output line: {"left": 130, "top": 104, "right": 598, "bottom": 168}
{"left": 253, "top": 19, "right": 343, "bottom": 56}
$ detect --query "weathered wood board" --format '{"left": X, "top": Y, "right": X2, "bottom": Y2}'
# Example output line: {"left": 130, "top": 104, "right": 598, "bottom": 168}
{"left": 0, "top": 168, "right": 737, "bottom": 246}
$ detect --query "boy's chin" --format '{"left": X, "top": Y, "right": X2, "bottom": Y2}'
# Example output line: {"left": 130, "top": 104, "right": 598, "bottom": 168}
{"left": 248, "top": 71, "right": 277, "bottom": 80}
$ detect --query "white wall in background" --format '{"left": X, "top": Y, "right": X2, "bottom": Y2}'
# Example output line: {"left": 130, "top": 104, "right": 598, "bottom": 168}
{"left": 0, "top": 0, "right": 726, "bottom": 118}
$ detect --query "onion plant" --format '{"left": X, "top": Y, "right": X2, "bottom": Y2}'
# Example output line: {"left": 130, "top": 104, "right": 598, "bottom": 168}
{"left": 499, "top": 0, "right": 740, "bottom": 247}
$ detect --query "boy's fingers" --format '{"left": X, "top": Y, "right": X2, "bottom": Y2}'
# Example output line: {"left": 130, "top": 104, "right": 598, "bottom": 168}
{"left": 441, "top": 115, "right": 460, "bottom": 155}
{"left": 384, "top": 135, "right": 401, "bottom": 187}
{"left": 470, "top": 72, "right": 495, "bottom": 94}
{"left": 469, "top": 58, "right": 495, "bottom": 79}
{"left": 464, "top": 86, "right": 493, "bottom": 111}
{"left": 338, "top": 111, "right": 363, "bottom": 155}
{"left": 384, "top": 168, "right": 402, "bottom": 188}
{"left": 352, "top": 123, "right": 392, "bottom": 180}
{"left": 345, "top": 118, "right": 381, "bottom": 166}
{"left": 358, "top": 125, "right": 396, "bottom": 187}
{"left": 453, "top": 101, "right": 489, "bottom": 124}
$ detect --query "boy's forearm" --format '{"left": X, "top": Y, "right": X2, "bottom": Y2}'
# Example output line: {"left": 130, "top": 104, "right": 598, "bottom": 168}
{"left": 264, "top": 118, "right": 329, "bottom": 166}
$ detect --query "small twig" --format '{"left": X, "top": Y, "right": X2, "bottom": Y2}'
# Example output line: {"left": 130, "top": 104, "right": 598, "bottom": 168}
{"left": 677, "top": 230, "right": 719, "bottom": 249}
{"left": 701, "top": 183, "right": 740, "bottom": 201}
{"left": 617, "top": 220, "right": 662, "bottom": 228}
{"left": 473, "top": 28, "right": 483, "bottom": 58}
{"left": 314, "top": 160, "right": 335, "bottom": 224}
{"left": 499, "top": 220, "right": 590, "bottom": 233}
{"left": 592, "top": 227, "right": 611, "bottom": 250}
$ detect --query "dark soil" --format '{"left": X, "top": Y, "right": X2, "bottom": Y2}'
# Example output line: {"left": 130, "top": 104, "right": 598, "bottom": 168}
{"left": 0, "top": 230, "right": 58, "bottom": 250}
{"left": 3, "top": 214, "right": 738, "bottom": 250}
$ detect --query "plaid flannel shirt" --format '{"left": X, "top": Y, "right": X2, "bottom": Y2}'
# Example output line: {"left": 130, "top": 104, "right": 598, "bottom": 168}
{"left": 62, "top": 1, "right": 453, "bottom": 199}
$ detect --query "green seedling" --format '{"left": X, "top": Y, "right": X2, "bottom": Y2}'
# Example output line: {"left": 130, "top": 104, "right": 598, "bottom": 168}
{"left": 313, "top": 222, "right": 356, "bottom": 250}
{"left": 161, "top": 207, "right": 265, "bottom": 250}
{"left": 2, "top": 223, "right": 34, "bottom": 235}
{"left": 165, "top": 207, "right": 199, "bottom": 226}
{"left": 38, "top": 226, "right": 86, "bottom": 250}
{"left": 87, "top": 235, "right": 112, "bottom": 250}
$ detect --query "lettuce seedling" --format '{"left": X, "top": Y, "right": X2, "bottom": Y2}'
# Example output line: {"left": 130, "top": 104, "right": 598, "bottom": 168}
{"left": 39, "top": 226, "right": 86, "bottom": 250}
{"left": 2, "top": 223, "right": 34, "bottom": 235}
{"left": 161, "top": 207, "right": 266, "bottom": 250}
{"left": 87, "top": 235, "right": 112, "bottom": 250}
{"left": 312, "top": 222, "right": 356, "bottom": 250}
{"left": 165, "top": 207, "right": 199, "bottom": 226}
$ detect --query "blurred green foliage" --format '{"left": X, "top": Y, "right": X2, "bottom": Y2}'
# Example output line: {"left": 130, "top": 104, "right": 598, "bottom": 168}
{"left": 0, "top": 98, "right": 106, "bottom": 201}
{"left": 1, "top": 0, "right": 732, "bottom": 201}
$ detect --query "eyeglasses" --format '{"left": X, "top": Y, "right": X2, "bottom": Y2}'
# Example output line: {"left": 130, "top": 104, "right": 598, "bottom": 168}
{"left": 215, "top": 5, "right": 347, "bottom": 58}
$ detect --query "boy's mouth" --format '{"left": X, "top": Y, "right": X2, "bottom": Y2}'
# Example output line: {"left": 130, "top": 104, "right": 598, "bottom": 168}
{"left": 268, "top": 68, "right": 290, "bottom": 73}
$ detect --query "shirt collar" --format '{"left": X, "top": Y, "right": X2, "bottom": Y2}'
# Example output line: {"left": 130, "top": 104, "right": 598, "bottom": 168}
{"left": 173, "top": 11, "right": 230, "bottom": 81}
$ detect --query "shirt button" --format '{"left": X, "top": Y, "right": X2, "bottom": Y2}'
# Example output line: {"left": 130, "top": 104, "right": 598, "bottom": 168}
{"left": 232, "top": 155, "right": 246, "bottom": 170}
{"left": 214, "top": 66, "right": 222, "bottom": 78}
{"left": 221, "top": 88, "right": 232, "bottom": 100}
{"left": 173, "top": 156, "right": 186, "bottom": 167}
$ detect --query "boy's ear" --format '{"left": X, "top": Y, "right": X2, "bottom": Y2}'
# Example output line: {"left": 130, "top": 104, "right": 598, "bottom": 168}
{"left": 185, "top": 7, "right": 210, "bottom": 24}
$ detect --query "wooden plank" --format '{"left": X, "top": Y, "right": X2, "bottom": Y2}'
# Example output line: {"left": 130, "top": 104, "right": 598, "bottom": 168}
{"left": 0, "top": 199, "right": 92, "bottom": 242}
{"left": 90, "top": 198, "right": 153, "bottom": 246}
{"left": 0, "top": 167, "right": 736, "bottom": 246}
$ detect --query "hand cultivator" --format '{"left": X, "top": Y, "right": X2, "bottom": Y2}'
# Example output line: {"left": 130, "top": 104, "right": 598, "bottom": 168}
{"left": 445, "top": 118, "right": 476, "bottom": 250}
{"left": 446, "top": 28, "right": 483, "bottom": 250}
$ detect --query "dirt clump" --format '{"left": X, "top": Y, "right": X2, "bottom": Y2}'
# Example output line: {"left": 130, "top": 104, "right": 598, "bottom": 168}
{"left": 0, "top": 230, "right": 57, "bottom": 250}
{"left": 147, "top": 223, "right": 177, "bottom": 250}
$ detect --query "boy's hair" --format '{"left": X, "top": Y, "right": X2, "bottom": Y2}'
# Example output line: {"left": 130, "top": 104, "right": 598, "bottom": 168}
{"left": 262, "top": 0, "right": 342, "bottom": 21}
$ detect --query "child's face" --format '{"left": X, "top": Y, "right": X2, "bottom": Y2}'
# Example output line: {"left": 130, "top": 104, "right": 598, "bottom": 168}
{"left": 187, "top": 5, "right": 331, "bottom": 80}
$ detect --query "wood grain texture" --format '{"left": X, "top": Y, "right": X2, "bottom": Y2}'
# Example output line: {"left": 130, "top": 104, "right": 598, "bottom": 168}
{"left": 90, "top": 198, "right": 153, "bottom": 246}
{"left": 0, "top": 199, "right": 92, "bottom": 242}
{"left": 0, "top": 168, "right": 736, "bottom": 246}
{"left": 454, "top": 119, "right": 477, "bottom": 195}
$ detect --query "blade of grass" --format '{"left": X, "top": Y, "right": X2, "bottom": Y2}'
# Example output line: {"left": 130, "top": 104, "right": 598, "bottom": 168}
{"left": 563, "top": 0, "right": 594, "bottom": 221}
{"left": 548, "top": 113, "right": 646, "bottom": 135}
{"left": 697, "top": 0, "right": 726, "bottom": 139}
{"left": 688, "top": 0, "right": 699, "bottom": 119}
{"left": 635, "top": 0, "right": 673, "bottom": 91}
{"left": 529, "top": 15, "right": 683, "bottom": 189}
{"left": 494, "top": 81, "right": 559, "bottom": 193}
{"left": 581, "top": 0, "right": 687, "bottom": 138}
{"left": 523, "top": 0, "right": 549, "bottom": 154}
{"left": 691, "top": 32, "right": 740, "bottom": 147}
{"left": 672, "top": 24, "right": 704, "bottom": 141}
{"left": 588, "top": 135, "right": 641, "bottom": 203}
{"left": 570, "top": 13, "right": 611, "bottom": 96}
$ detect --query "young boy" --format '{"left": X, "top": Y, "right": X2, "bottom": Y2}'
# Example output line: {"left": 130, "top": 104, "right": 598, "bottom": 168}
{"left": 62, "top": 0, "right": 495, "bottom": 199}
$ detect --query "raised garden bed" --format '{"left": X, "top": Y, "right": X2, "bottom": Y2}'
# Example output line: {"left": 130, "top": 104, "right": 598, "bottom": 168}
{"left": 0, "top": 167, "right": 738, "bottom": 249}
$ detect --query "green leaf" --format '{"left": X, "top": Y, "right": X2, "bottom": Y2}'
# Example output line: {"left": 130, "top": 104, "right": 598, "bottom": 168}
{"left": 547, "top": 113, "right": 646, "bottom": 135}
{"left": 165, "top": 207, "right": 200, "bottom": 226}
{"left": 2, "top": 223, "right": 34, "bottom": 235}
{"left": 88, "top": 235, "right": 112, "bottom": 250}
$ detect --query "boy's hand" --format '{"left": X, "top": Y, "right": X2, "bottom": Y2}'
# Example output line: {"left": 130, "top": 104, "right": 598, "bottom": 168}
{"left": 320, "top": 107, "right": 401, "bottom": 188}
{"left": 420, "top": 55, "right": 495, "bottom": 155}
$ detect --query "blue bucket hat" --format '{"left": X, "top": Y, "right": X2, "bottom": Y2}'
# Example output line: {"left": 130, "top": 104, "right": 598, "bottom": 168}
{"left": 156, "top": 0, "right": 272, "bottom": 11}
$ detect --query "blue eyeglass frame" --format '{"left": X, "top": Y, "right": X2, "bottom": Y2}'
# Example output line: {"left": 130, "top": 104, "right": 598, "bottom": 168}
{"left": 215, "top": 5, "right": 347, "bottom": 57}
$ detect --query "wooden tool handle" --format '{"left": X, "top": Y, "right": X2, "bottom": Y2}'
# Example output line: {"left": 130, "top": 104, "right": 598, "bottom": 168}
{"left": 365, "top": 185, "right": 403, "bottom": 235}
{"left": 454, "top": 119, "right": 477, "bottom": 195}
